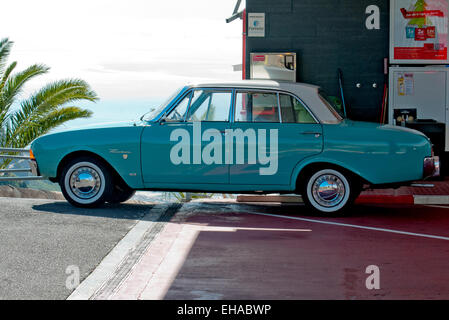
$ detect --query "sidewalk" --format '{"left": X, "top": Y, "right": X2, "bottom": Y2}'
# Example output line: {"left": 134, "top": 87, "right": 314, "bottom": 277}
{"left": 236, "top": 179, "right": 449, "bottom": 205}
{"left": 357, "top": 179, "right": 449, "bottom": 205}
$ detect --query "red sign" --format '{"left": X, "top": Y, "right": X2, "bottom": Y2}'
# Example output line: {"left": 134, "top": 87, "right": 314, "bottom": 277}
{"left": 394, "top": 46, "right": 447, "bottom": 60}
{"left": 400, "top": 8, "right": 444, "bottom": 18}
{"left": 427, "top": 26, "right": 436, "bottom": 38}
{"left": 391, "top": 0, "right": 449, "bottom": 63}
{"left": 415, "top": 28, "right": 427, "bottom": 40}
{"left": 252, "top": 55, "right": 265, "bottom": 62}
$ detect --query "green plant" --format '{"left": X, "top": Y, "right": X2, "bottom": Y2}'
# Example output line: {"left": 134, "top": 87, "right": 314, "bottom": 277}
{"left": 408, "top": 0, "right": 429, "bottom": 27}
{"left": 167, "top": 192, "right": 235, "bottom": 202}
{"left": 0, "top": 38, "right": 98, "bottom": 168}
{"left": 328, "top": 96, "right": 344, "bottom": 116}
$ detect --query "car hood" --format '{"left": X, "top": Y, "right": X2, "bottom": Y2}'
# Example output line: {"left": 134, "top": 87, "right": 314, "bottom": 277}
{"left": 59, "top": 120, "right": 141, "bottom": 131}
{"left": 31, "top": 120, "right": 145, "bottom": 146}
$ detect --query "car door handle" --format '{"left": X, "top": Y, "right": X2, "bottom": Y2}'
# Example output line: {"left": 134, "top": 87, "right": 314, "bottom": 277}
{"left": 301, "top": 131, "right": 321, "bottom": 137}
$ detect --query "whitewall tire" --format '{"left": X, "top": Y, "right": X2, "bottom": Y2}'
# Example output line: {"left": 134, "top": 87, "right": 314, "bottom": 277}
{"left": 59, "top": 157, "right": 113, "bottom": 207}
{"left": 302, "top": 168, "right": 354, "bottom": 215}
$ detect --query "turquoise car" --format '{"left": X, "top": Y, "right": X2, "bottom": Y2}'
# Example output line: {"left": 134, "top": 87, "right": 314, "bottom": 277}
{"left": 30, "top": 80, "right": 439, "bottom": 214}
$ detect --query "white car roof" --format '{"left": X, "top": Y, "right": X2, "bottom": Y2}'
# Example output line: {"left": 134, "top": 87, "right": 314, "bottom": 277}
{"left": 187, "top": 80, "right": 340, "bottom": 123}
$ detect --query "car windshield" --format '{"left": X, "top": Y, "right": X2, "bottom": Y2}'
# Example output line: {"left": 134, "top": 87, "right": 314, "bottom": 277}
{"left": 141, "top": 87, "right": 183, "bottom": 121}
{"left": 318, "top": 90, "right": 344, "bottom": 121}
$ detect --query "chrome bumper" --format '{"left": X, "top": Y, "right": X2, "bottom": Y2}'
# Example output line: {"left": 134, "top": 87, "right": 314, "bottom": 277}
{"left": 29, "top": 159, "right": 39, "bottom": 176}
{"left": 423, "top": 156, "right": 440, "bottom": 178}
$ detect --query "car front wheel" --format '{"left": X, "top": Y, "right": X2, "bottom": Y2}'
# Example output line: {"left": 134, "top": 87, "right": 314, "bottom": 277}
{"left": 301, "top": 168, "right": 357, "bottom": 215}
{"left": 59, "top": 157, "right": 113, "bottom": 208}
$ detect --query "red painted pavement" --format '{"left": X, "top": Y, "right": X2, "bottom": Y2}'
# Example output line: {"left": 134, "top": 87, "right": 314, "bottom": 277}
{"left": 159, "top": 202, "right": 449, "bottom": 300}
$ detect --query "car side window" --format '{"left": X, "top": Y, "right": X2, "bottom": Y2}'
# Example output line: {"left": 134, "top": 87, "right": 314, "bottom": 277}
{"left": 279, "top": 94, "right": 316, "bottom": 124}
{"left": 186, "top": 90, "right": 232, "bottom": 122}
{"left": 235, "top": 91, "right": 280, "bottom": 123}
{"left": 165, "top": 92, "right": 191, "bottom": 122}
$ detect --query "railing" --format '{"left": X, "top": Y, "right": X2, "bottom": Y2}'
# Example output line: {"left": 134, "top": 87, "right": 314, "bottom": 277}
{"left": 0, "top": 148, "right": 44, "bottom": 181}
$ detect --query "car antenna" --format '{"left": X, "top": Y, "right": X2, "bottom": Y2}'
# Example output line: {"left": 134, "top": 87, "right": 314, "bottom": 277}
{"left": 337, "top": 68, "right": 347, "bottom": 118}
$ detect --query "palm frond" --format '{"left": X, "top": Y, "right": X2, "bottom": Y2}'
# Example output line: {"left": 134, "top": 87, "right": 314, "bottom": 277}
{"left": 0, "top": 64, "right": 49, "bottom": 116}
{"left": 7, "top": 79, "right": 97, "bottom": 142}
{"left": 7, "top": 107, "right": 92, "bottom": 148}
{"left": 0, "top": 38, "right": 13, "bottom": 75}
{"left": 0, "top": 61, "right": 17, "bottom": 91}
{"left": 20, "top": 78, "right": 97, "bottom": 117}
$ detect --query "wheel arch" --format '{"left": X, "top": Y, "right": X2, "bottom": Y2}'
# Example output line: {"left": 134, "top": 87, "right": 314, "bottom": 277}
{"left": 53, "top": 150, "right": 130, "bottom": 189}
{"left": 293, "top": 160, "right": 369, "bottom": 192}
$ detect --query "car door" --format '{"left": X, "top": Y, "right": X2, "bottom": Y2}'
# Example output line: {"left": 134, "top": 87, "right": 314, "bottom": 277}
{"left": 229, "top": 90, "right": 323, "bottom": 186}
{"left": 141, "top": 88, "right": 232, "bottom": 186}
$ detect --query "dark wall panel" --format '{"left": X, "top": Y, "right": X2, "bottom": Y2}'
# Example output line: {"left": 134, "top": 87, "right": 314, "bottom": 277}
{"left": 246, "top": 0, "right": 389, "bottom": 122}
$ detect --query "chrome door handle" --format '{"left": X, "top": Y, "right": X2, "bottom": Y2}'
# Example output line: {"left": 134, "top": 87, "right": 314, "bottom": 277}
{"left": 301, "top": 131, "right": 321, "bottom": 137}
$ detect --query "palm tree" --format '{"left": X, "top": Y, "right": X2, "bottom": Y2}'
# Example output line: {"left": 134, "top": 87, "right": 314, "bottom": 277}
{"left": 0, "top": 38, "right": 98, "bottom": 159}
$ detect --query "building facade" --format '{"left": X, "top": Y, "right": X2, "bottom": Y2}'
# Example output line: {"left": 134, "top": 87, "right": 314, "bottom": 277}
{"left": 244, "top": 0, "right": 389, "bottom": 122}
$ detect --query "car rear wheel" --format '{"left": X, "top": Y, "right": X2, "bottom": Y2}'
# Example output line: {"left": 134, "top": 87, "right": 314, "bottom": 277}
{"left": 301, "top": 168, "right": 357, "bottom": 215}
{"left": 59, "top": 157, "right": 113, "bottom": 208}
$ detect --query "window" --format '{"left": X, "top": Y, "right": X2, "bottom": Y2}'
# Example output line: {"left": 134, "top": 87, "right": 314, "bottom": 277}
{"left": 165, "top": 92, "right": 191, "bottom": 121}
{"left": 186, "top": 90, "right": 232, "bottom": 122}
{"left": 279, "top": 94, "right": 316, "bottom": 123}
{"left": 235, "top": 92, "right": 280, "bottom": 123}
{"left": 319, "top": 90, "right": 343, "bottom": 121}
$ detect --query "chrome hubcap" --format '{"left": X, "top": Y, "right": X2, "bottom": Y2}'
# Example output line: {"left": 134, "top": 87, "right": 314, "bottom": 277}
{"left": 69, "top": 166, "right": 101, "bottom": 199}
{"left": 312, "top": 174, "right": 346, "bottom": 207}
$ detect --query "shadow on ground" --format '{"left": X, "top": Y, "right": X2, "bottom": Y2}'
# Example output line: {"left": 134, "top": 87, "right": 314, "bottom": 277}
{"left": 188, "top": 202, "right": 442, "bottom": 220}
{"left": 31, "top": 201, "right": 157, "bottom": 220}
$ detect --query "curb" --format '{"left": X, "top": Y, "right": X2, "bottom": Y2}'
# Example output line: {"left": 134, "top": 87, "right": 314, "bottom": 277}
{"left": 236, "top": 194, "right": 449, "bottom": 205}
{"left": 67, "top": 203, "right": 179, "bottom": 300}
{"left": 0, "top": 185, "right": 64, "bottom": 201}
{"left": 355, "top": 195, "right": 414, "bottom": 205}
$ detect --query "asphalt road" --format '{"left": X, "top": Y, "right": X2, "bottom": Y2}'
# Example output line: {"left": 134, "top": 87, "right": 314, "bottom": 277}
{"left": 0, "top": 197, "right": 153, "bottom": 300}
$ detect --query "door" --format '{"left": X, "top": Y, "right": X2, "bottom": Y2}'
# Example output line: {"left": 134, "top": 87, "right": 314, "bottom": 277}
{"left": 229, "top": 90, "right": 323, "bottom": 186}
{"left": 141, "top": 88, "right": 232, "bottom": 185}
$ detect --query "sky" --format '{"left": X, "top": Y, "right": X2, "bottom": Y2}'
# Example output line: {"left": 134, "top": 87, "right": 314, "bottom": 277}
{"left": 1, "top": 0, "right": 243, "bottom": 103}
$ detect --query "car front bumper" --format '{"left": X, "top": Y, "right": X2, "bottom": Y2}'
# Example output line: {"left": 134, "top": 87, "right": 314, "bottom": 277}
{"left": 29, "top": 159, "right": 39, "bottom": 177}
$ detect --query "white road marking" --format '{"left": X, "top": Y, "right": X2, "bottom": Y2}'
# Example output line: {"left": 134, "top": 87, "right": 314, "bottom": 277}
{"left": 427, "top": 205, "right": 449, "bottom": 209}
{"left": 414, "top": 195, "right": 449, "bottom": 205}
{"left": 198, "top": 226, "right": 312, "bottom": 232}
{"left": 247, "top": 212, "right": 449, "bottom": 241}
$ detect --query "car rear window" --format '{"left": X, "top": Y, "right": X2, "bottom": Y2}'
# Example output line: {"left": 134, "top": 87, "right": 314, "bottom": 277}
{"left": 279, "top": 94, "right": 316, "bottom": 124}
{"left": 318, "top": 90, "right": 344, "bottom": 121}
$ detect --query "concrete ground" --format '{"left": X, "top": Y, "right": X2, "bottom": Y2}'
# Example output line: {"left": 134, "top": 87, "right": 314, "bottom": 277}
{"left": 0, "top": 198, "right": 153, "bottom": 300}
